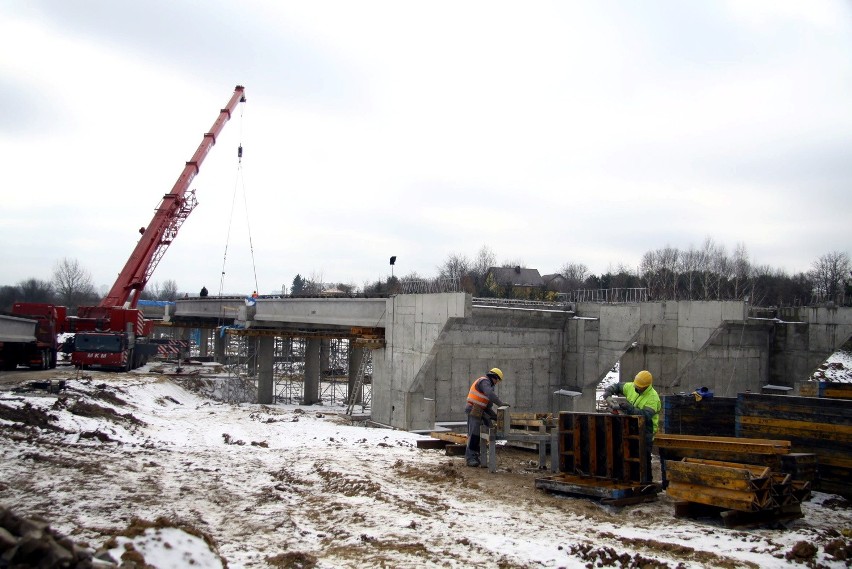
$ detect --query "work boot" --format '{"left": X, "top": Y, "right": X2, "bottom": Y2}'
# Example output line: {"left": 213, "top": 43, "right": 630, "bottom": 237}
{"left": 466, "top": 459, "right": 480, "bottom": 468}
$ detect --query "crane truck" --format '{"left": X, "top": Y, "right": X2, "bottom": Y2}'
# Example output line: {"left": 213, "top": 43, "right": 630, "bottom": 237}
{"left": 68, "top": 85, "right": 246, "bottom": 371}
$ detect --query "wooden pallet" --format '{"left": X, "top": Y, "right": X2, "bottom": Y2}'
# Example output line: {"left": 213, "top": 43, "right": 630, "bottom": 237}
{"left": 535, "top": 473, "right": 660, "bottom": 506}
{"left": 674, "top": 501, "right": 804, "bottom": 528}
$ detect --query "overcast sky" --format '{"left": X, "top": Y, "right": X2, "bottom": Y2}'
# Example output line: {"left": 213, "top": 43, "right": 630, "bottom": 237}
{"left": 1, "top": 1, "right": 850, "bottom": 295}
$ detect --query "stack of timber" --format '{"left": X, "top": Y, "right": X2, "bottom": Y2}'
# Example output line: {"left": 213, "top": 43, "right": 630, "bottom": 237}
{"left": 736, "top": 393, "right": 852, "bottom": 497}
{"left": 662, "top": 395, "right": 736, "bottom": 437}
{"left": 798, "top": 381, "right": 852, "bottom": 400}
{"left": 655, "top": 433, "right": 792, "bottom": 471}
{"left": 416, "top": 431, "right": 467, "bottom": 456}
{"left": 535, "top": 412, "right": 660, "bottom": 506}
{"left": 496, "top": 410, "right": 554, "bottom": 451}
{"left": 666, "top": 458, "right": 809, "bottom": 528}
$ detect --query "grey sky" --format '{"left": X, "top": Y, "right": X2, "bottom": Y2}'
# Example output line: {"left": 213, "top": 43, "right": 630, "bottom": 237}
{"left": 1, "top": 1, "right": 850, "bottom": 295}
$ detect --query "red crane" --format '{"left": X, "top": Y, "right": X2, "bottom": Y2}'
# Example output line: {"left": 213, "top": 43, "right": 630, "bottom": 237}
{"left": 101, "top": 84, "right": 247, "bottom": 310}
{"left": 71, "top": 85, "right": 246, "bottom": 370}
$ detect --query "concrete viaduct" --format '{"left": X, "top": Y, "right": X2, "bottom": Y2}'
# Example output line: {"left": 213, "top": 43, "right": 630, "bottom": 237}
{"left": 156, "top": 294, "right": 852, "bottom": 431}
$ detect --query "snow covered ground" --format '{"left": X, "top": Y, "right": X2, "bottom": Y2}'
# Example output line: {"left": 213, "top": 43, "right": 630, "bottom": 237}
{"left": 1, "top": 366, "right": 851, "bottom": 568}
{"left": 811, "top": 349, "right": 852, "bottom": 383}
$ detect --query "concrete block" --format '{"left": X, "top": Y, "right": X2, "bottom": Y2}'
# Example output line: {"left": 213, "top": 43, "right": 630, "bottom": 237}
{"left": 640, "top": 302, "right": 664, "bottom": 324}
{"left": 721, "top": 301, "right": 746, "bottom": 322}
{"left": 600, "top": 305, "right": 641, "bottom": 342}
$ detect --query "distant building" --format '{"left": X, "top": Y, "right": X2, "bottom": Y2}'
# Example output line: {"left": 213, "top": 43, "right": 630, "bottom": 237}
{"left": 486, "top": 266, "right": 545, "bottom": 296}
{"left": 541, "top": 273, "right": 567, "bottom": 292}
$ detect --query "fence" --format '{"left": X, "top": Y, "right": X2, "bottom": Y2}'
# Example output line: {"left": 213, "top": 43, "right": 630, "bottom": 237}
{"left": 570, "top": 288, "right": 648, "bottom": 304}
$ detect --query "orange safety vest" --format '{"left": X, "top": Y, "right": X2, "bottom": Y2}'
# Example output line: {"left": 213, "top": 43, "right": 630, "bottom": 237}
{"left": 466, "top": 376, "right": 491, "bottom": 409}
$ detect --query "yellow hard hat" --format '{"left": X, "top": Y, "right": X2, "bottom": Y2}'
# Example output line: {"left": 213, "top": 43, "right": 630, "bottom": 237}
{"left": 634, "top": 370, "right": 653, "bottom": 389}
{"left": 488, "top": 367, "right": 504, "bottom": 381}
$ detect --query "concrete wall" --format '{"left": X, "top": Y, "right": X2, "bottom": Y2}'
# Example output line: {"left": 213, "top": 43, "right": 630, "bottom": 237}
{"left": 373, "top": 293, "right": 572, "bottom": 431}
{"left": 372, "top": 293, "right": 468, "bottom": 430}
{"left": 770, "top": 306, "right": 852, "bottom": 386}
{"left": 344, "top": 294, "right": 852, "bottom": 431}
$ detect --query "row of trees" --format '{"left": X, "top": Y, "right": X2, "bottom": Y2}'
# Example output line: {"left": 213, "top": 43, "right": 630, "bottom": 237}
{"left": 361, "top": 242, "right": 851, "bottom": 307}
{"left": 3, "top": 243, "right": 851, "bottom": 313}
{"left": 0, "top": 258, "right": 182, "bottom": 312}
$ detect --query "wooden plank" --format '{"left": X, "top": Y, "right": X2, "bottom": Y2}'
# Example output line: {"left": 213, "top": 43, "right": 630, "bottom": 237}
{"left": 658, "top": 448, "right": 782, "bottom": 470}
{"left": 823, "top": 386, "right": 852, "bottom": 399}
{"left": 736, "top": 416, "right": 852, "bottom": 442}
{"left": 681, "top": 458, "right": 771, "bottom": 479}
{"left": 737, "top": 393, "right": 852, "bottom": 421}
{"left": 430, "top": 431, "right": 467, "bottom": 445}
{"left": 654, "top": 434, "right": 790, "bottom": 454}
{"left": 666, "top": 460, "right": 763, "bottom": 491}
{"left": 445, "top": 443, "right": 466, "bottom": 456}
{"left": 666, "top": 481, "right": 760, "bottom": 512}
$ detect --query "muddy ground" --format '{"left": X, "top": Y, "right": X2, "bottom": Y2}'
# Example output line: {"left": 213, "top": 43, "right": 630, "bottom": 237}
{"left": 1, "top": 368, "right": 851, "bottom": 568}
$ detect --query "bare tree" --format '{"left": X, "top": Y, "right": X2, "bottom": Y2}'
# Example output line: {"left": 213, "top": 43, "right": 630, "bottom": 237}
{"left": 52, "top": 258, "right": 96, "bottom": 310}
{"left": 699, "top": 237, "right": 726, "bottom": 300}
{"left": 731, "top": 242, "right": 751, "bottom": 300}
{"left": 159, "top": 279, "right": 179, "bottom": 301}
{"left": 560, "top": 262, "right": 589, "bottom": 292}
{"left": 438, "top": 253, "right": 471, "bottom": 281}
{"left": 472, "top": 246, "right": 496, "bottom": 282}
{"left": 677, "top": 246, "right": 701, "bottom": 300}
{"left": 810, "top": 251, "right": 851, "bottom": 302}
{"left": 639, "top": 251, "right": 664, "bottom": 299}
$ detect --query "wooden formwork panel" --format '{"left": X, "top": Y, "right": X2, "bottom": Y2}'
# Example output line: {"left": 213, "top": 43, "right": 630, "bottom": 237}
{"left": 557, "top": 412, "right": 646, "bottom": 484}
{"left": 800, "top": 381, "right": 852, "bottom": 400}
{"left": 735, "top": 393, "right": 852, "bottom": 497}
{"left": 662, "top": 395, "right": 736, "bottom": 437}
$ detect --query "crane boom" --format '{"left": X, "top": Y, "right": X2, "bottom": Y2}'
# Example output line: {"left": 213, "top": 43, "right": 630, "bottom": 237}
{"left": 100, "top": 85, "right": 246, "bottom": 309}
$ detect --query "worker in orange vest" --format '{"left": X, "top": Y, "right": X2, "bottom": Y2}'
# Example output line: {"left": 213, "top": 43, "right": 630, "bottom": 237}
{"left": 465, "top": 367, "right": 509, "bottom": 467}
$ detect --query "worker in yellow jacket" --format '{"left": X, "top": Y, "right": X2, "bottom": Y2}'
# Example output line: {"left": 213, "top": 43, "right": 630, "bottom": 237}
{"left": 603, "top": 370, "right": 661, "bottom": 482}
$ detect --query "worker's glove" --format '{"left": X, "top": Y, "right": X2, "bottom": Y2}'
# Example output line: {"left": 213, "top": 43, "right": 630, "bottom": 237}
{"left": 620, "top": 402, "right": 637, "bottom": 414}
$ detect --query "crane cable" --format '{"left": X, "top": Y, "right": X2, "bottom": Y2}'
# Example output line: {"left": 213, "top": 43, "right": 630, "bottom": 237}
{"left": 217, "top": 100, "right": 259, "bottom": 300}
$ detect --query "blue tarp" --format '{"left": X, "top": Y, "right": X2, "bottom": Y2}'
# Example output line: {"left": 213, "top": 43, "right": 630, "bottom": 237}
{"left": 137, "top": 300, "right": 176, "bottom": 307}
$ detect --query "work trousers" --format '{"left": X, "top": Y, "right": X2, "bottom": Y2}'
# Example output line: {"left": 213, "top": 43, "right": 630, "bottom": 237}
{"left": 465, "top": 412, "right": 483, "bottom": 464}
